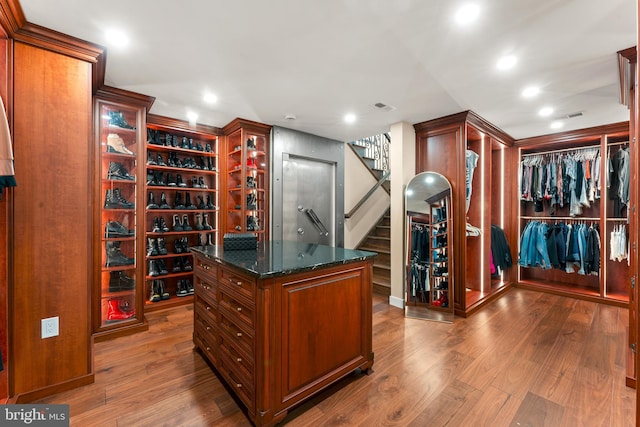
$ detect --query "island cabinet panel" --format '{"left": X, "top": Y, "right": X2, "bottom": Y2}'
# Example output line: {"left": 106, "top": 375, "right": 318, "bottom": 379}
{"left": 191, "top": 242, "right": 375, "bottom": 427}
{"left": 277, "top": 266, "right": 371, "bottom": 410}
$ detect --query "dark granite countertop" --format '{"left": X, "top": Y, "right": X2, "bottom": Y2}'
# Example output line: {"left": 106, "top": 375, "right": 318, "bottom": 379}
{"left": 191, "top": 240, "right": 377, "bottom": 279}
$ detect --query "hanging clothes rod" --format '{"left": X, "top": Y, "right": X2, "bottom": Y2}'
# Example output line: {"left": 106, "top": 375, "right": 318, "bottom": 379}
{"left": 520, "top": 144, "right": 600, "bottom": 158}
{"left": 608, "top": 141, "right": 629, "bottom": 147}
{"left": 520, "top": 216, "right": 600, "bottom": 221}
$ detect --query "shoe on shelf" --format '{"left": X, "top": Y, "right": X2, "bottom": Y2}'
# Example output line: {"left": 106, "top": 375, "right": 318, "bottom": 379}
{"left": 107, "top": 298, "right": 136, "bottom": 321}
{"left": 108, "top": 110, "right": 136, "bottom": 130}
{"left": 149, "top": 281, "right": 161, "bottom": 303}
{"left": 176, "top": 280, "right": 188, "bottom": 297}
{"left": 107, "top": 161, "right": 135, "bottom": 181}
{"left": 105, "top": 220, "right": 134, "bottom": 238}
{"left": 106, "top": 133, "right": 134, "bottom": 155}
{"left": 109, "top": 271, "right": 135, "bottom": 292}
{"left": 105, "top": 241, "right": 134, "bottom": 267}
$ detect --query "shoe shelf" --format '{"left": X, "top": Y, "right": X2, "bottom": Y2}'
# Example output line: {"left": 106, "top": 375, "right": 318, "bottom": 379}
{"left": 94, "top": 96, "right": 150, "bottom": 339}
{"left": 144, "top": 116, "right": 220, "bottom": 312}
{"left": 222, "top": 119, "right": 271, "bottom": 240}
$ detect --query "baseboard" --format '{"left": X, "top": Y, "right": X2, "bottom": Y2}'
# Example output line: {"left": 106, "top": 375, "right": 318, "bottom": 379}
{"left": 14, "top": 373, "right": 94, "bottom": 403}
{"left": 388, "top": 295, "right": 404, "bottom": 309}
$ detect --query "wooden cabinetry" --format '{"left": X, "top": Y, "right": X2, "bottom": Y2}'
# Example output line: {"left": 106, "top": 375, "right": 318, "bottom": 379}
{"left": 414, "top": 111, "right": 516, "bottom": 317}
{"left": 93, "top": 88, "right": 154, "bottom": 341}
{"left": 192, "top": 244, "right": 374, "bottom": 426}
{"left": 144, "top": 114, "right": 221, "bottom": 311}
{"left": 514, "top": 122, "right": 630, "bottom": 307}
{"left": 222, "top": 118, "right": 271, "bottom": 241}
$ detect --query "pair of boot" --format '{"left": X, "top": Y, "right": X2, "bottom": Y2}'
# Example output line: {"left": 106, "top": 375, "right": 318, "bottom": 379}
{"left": 171, "top": 256, "right": 192, "bottom": 273}
{"left": 174, "top": 237, "right": 190, "bottom": 254}
{"left": 104, "top": 188, "right": 135, "bottom": 209}
{"left": 151, "top": 217, "right": 170, "bottom": 233}
{"left": 106, "top": 241, "right": 134, "bottom": 267}
{"left": 191, "top": 176, "right": 208, "bottom": 188}
{"left": 432, "top": 291, "right": 448, "bottom": 308}
{"left": 147, "top": 237, "right": 168, "bottom": 257}
{"left": 149, "top": 280, "right": 169, "bottom": 303}
{"left": 176, "top": 279, "right": 194, "bottom": 297}
{"left": 174, "top": 192, "right": 196, "bottom": 209}
{"left": 165, "top": 173, "right": 188, "bottom": 188}
{"left": 107, "top": 161, "right": 135, "bottom": 181}
{"left": 246, "top": 137, "right": 256, "bottom": 150}
{"left": 196, "top": 195, "right": 215, "bottom": 210}
{"left": 198, "top": 233, "right": 214, "bottom": 246}
{"left": 106, "top": 298, "right": 135, "bottom": 322}
{"left": 194, "top": 213, "right": 213, "bottom": 231}
{"left": 109, "top": 271, "right": 135, "bottom": 292}
{"left": 148, "top": 259, "right": 168, "bottom": 277}
{"left": 146, "top": 151, "right": 166, "bottom": 167}
{"left": 147, "top": 170, "right": 166, "bottom": 186}
{"left": 106, "top": 133, "right": 134, "bottom": 155}
{"left": 199, "top": 156, "right": 215, "bottom": 171}
{"left": 173, "top": 214, "right": 193, "bottom": 232}
{"left": 246, "top": 193, "right": 257, "bottom": 210}
{"left": 147, "top": 192, "right": 171, "bottom": 209}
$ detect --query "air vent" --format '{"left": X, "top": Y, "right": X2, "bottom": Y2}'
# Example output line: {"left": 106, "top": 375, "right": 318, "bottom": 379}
{"left": 374, "top": 102, "right": 396, "bottom": 112}
{"left": 565, "top": 111, "right": 583, "bottom": 119}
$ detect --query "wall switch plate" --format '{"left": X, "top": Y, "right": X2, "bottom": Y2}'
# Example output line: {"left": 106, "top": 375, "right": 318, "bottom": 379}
{"left": 41, "top": 317, "right": 59, "bottom": 339}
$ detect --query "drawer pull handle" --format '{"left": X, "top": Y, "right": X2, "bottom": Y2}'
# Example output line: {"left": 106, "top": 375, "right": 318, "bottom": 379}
{"left": 236, "top": 307, "right": 242, "bottom": 312}
{"left": 206, "top": 347, "right": 211, "bottom": 351}
{"left": 206, "top": 326, "right": 211, "bottom": 331}
{"left": 236, "top": 357, "right": 242, "bottom": 363}
{"left": 206, "top": 306, "right": 212, "bottom": 311}
{"left": 236, "top": 332, "right": 242, "bottom": 337}
{"left": 229, "top": 278, "right": 242, "bottom": 286}
{"left": 236, "top": 383, "right": 242, "bottom": 388}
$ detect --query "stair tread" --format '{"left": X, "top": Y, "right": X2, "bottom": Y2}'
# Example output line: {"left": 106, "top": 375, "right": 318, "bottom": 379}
{"left": 367, "top": 235, "right": 390, "bottom": 241}
{"left": 360, "top": 246, "right": 390, "bottom": 254}
{"left": 373, "top": 263, "right": 390, "bottom": 270}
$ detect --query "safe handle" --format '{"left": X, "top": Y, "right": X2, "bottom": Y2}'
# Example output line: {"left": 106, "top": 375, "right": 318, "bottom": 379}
{"left": 305, "top": 208, "right": 329, "bottom": 236}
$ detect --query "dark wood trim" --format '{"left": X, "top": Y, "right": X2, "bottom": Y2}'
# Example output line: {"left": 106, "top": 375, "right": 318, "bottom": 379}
{"left": 515, "top": 282, "right": 629, "bottom": 309}
{"left": 147, "top": 113, "right": 223, "bottom": 136}
{"left": 456, "top": 282, "right": 513, "bottom": 317}
{"left": 13, "top": 374, "right": 94, "bottom": 403}
{"left": 95, "top": 85, "right": 155, "bottom": 109}
{"left": 515, "top": 121, "right": 630, "bottom": 147}
{"left": 414, "top": 110, "right": 516, "bottom": 147}
{"left": 222, "top": 117, "right": 272, "bottom": 135}
{"left": 619, "top": 46, "right": 637, "bottom": 62}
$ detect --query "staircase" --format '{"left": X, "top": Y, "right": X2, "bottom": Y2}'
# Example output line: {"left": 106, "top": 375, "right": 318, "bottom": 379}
{"left": 348, "top": 133, "right": 391, "bottom": 296}
{"left": 357, "top": 210, "right": 391, "bottom": 296}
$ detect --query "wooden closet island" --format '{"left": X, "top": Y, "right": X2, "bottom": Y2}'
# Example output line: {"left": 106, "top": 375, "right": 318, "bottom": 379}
{"left": 191, "top": 241, "right": 376, "bottom": 426}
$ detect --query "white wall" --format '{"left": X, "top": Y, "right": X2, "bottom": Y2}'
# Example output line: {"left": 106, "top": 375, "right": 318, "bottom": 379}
{"left": 389, "top": 122, "right": 416, "bottom": 308}
{"left": 343, "top": 146, "right": 390, "bottom": 249}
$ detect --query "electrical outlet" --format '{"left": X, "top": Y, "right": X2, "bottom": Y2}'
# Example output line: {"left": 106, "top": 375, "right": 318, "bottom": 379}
{"left": 41, "top": 317, "right": 59, "bottom": 339}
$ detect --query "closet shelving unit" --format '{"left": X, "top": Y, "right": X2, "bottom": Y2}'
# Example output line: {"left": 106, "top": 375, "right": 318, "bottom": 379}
{"left": 93, "top": 87, "right": 155, "bottom": 341}
{"left": 414, "top": 111, "right": 517, "bottom": 317}
{"left": 144, "top": 114, "right": 221, "bottom": 312}
{"left": 515, "top": 122, "right": 630, "bottom": 306}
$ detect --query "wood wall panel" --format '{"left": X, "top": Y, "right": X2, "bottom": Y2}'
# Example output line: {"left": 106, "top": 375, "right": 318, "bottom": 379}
{"left": 0, "top": 37, "right": 9, "bottom": 402}
{"left": 11, "top": 41, "right": 93, "bottom": 397}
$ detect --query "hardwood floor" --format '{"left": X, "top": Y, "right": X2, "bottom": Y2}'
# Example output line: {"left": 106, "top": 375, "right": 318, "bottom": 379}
{"left": 36, "top": 288, "right": 635, "bottom": 426}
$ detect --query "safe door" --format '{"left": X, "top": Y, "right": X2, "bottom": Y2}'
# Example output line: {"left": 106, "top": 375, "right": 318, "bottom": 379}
{"left": 282, "top": 154, "right": 335, "bottom": 246}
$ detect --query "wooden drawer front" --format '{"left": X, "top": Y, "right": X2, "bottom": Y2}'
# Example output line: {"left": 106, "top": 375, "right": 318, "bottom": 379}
{"left": 219, "top": 289, "right": 255, "bottom": 330}
{"left": 194, "top": 275, "right": 217, "bottom": 307}
{"left": 219, "top": 358, "right": 254, "bottom": 411}
{"left": 194, "top": 256, "right": 218, "bottom": 279}
{"left": 218, "top": 311, "right": 254, "bottom": 357}
{"left": 194, "top": 303, "right": 218, "bottom": 338}
{"left": 194, "top": 295, "right": 218, "bottom": 322}
{"left": 219, "top": 267, "right": 255, "bottom": 302}
{"left": 219, "top": 333, "right": 254, "bottom": 386}
{"left": 194, "top": 330, "right": 218, "bottom": 366}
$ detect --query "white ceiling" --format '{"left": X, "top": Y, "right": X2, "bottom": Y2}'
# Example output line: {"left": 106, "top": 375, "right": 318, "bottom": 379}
{"left": 18, "top": 0, "right": 636, "bottom": 142}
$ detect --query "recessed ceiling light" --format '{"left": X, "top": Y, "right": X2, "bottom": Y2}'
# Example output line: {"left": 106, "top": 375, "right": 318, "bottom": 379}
{"left": 203, "top": 93, "right": 217, "bottom": 104}
{"left": 496, "top": 55, "right": 517, "bottom": 70}
{"left": 186, "top": 111, "right": 198, "bottom": 123}
{"left": 538, "top": 107, "right": 554, "bottom": 117}
{"left": 455, "top": 4, "right": 480, "bottom": 25}
{"left": 344, "top": 113, "right": 356, "bottom": 124}
{"left": 550, "top": 121, "right": 564, "bottom": 129}
{"left": 105, "top": 29, "right": 129, "bottom": 48}
{"left": 522, "top": 86, "right": 540, "bottom": 98}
